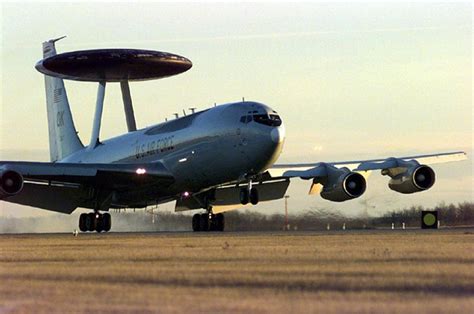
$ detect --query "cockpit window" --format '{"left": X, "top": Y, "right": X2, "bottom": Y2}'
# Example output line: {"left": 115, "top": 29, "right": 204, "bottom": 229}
{"left": 253, "top": 114, "right": 282, "bottom": 127}
{"left": 240, "top": 115, "right": 253, "bottom": 123}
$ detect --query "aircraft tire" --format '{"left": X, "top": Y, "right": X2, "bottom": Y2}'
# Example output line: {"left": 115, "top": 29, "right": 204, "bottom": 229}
{"left": 240, "top": 188, "right": 249, "bottom": 205}
{"left": 192, "top": 214, "right": 201, "bottom": 232}
{"left": 199, "top": 213, "right": 209, "bottom": 231}
{"left": 209, "top": 216, "right": 216, "bottom": 231}
{"left": 85, "top": 213, "right": 96, "bottom": 231}
{"left": 216, "top": 213, "right": 225, "bottom": 232}
{"left": 103, "top": 213, "right": 111, "bottom": 232}
{"left": 96, "top": 214, "right": 104, "bottom": 233}
{"left": 79, "top": 214, "right": 87, "bottom": 232}
{"left": 249, "top": 188, "right": 259, "bottom": 205}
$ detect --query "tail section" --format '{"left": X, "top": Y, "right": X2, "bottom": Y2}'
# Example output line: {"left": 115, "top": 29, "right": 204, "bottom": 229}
{"left": 42, "top": 38, "right": 84, "bottom": 162}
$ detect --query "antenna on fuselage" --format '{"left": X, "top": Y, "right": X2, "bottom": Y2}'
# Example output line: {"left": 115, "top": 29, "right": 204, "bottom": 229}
{"left": 189, "top": 107, "right": 196, "bottom": 114}
{"left": 182, "top": 109, "right": 187, "bottom": 116}
{"left": 173, "top": 113, "right": 179, "bottom": 119}
{"left": 120, "top": 81, "right": 137, "bottom": 132}
{"left": 35, "top": 39, "right": 193, "bottom": 149}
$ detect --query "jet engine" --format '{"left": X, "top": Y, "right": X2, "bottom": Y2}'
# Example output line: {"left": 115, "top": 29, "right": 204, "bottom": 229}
{"left": 317, "top": 167, "right": 367, "bottom": 202}
{"left": 0, "top": 170, "right": 24, "bottom": 197}
{"left": 386, "top": 164, "right": 435, "bottom": 194}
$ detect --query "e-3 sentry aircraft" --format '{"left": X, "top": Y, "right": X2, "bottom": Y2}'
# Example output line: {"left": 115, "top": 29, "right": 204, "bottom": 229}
{"left": 0, "top": 38, "right": 467, "bottom": 232}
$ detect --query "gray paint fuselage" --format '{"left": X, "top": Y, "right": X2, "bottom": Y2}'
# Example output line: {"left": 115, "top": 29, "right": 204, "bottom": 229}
{"left": 60, "top": 101, "right": 285, "bottom": 207}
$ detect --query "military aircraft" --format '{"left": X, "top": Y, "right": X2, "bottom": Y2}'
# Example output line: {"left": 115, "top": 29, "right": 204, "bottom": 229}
{"left": 0, "top": 38, "right": 467, "bottom": 232}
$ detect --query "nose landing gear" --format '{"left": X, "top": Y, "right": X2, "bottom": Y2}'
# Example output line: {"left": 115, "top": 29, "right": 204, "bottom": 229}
{"left": 239, "top": 180, "right": 259, "bottom": 205}
{"left": 191, "top": 179, "right": 259, "bottom": 232}
{"left": 79, "top": 212, "right": 111, "bottom": 233}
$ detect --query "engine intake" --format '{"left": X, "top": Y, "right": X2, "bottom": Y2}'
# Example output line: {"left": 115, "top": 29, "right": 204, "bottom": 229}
{"left": 320, "top": 171, "right": 367, "bottom": 202}
{"left": 0, "top": 170, "right": 24, "bottom": 197}
{"left": 388, "top": 165, "right": 435, "bottom": 194}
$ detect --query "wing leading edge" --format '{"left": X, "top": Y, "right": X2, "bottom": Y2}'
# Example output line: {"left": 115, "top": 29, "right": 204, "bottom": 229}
{"left": 0, "top": 161, "right": 175, "bottom": 213}
{"left": 268, "top": 151, "right": 467, "bottom": 178}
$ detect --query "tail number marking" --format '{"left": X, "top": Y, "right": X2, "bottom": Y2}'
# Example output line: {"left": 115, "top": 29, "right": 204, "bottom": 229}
{"left": 57, "top": 111, "right": 65, "bottom": 127}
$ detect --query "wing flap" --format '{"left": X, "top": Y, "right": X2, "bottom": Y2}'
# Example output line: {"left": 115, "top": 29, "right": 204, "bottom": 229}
{"left": 3, "top": 182, "right": 82, "bottom": 214}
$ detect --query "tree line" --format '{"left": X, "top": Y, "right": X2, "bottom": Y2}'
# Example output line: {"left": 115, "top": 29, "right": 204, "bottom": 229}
{"left": 1, "top": 202, "right": 472, "bottom": 233}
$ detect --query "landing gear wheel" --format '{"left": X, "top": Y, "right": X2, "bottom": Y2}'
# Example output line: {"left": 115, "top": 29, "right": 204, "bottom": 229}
{"left": 192, "top": 212, "right": 225, "bottom": 232}
{"left": 209, "top": 215, "right": 217, "bottom": 231}
{"left": 78, "top": 212, "right": 111, "bottom": 233}
{"left": 79, "top": 213, "right": 87, "bottom": 232}
{"left": 240, "top": 188, "right": 249, "bottom": 205}
{"left": 199, "top": 213, "right": 209, "bottom": 231}
{"left": 208, "top": 213, "right": 225, "bottom": 232}
{"left": 249, "top": 187, "right": 259, "bottom": 205}
{"left": 215, "top": 213, "right": 225, "bottom": 232}
{"left": 102, "top": 213, "right": 111, "bottom": 232}
{"left": 96, "top": 214, "right": 104, "bottom": 233}
{"left": 192, "top": 214, "right": 201, "bottom": 232}
{"left": 84, "top": 213, "right": 96, "bottom": 231}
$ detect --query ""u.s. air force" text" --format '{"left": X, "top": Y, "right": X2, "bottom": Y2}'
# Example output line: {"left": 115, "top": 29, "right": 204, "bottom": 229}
{"left": 135, "top": 135, "right": 175, "bottom": 159}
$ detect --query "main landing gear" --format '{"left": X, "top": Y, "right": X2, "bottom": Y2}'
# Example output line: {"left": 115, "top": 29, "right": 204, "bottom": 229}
{"left": 192, "top": 212, "right": 225, "bottom": 232}
{"left": 79, "top": 212, "right": 111, "bottom": 233}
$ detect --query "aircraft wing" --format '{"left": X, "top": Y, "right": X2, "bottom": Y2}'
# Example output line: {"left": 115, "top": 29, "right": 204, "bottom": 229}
{"left": 0, "top": 161, "right": 174, "bottom": 213}
{"left": 174, "top": 151, "right": 466, "bottom": 213}
{"left": 263, "top": 151, "right": 467, "bottom": 201}
{"left": 268, "top": 151, "right": 467, "bottom": 178}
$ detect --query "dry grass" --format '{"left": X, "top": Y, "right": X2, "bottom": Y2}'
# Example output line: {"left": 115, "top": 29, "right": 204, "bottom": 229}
{"left": 0, "top": 230, "right": 473, "bottom": 313}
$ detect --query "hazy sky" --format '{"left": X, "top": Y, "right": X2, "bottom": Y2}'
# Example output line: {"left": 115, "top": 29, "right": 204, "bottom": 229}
{"left": 1, "top": 2, "right": 472, "bottom": 218}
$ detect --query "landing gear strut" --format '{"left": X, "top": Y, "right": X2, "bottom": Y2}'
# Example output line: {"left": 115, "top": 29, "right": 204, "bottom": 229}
{"left": 79, "top": 212, "right": 111, "bottom": 233}
{"left": 192, "top": 212, "right": 225, "bottom": 232}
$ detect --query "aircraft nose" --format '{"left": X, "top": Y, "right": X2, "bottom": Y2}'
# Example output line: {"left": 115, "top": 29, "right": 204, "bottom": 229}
{"left": 270, "top": 123, "right": 285, "bottom": 144}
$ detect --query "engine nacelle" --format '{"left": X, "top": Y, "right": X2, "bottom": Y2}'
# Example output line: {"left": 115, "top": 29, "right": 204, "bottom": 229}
{"left": 0, "top": 170, "right": 24, "bottom": 197}
{"left": 388, "top": 165, "right": 435, "bottom": 194}
{"left": 320, "top": 171, "right": 367, "bottom": 202}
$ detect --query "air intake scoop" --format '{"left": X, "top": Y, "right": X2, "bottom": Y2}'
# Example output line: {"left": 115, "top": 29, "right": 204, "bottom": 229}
{"left": 35, "top": 49, "right": 192, "bottom": 82}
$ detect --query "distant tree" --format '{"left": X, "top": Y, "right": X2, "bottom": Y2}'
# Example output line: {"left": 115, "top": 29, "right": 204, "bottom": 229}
{"left": 1, "top": 202, "right": 472, "bottom": 233}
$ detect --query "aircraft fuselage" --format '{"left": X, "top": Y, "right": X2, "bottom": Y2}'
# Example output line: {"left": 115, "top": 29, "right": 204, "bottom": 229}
{"left": 61, "top": 101, "right": 285, "bottom": 207}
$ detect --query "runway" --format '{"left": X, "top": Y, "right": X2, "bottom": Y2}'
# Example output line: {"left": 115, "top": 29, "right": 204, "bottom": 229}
{"left": 1, "top": 229, "right": 473, "bottom": 313}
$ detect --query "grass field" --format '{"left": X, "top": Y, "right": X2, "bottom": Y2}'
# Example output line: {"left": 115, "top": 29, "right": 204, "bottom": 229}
{"left": 1, "top": 230, "right": 473, "bottom": 313}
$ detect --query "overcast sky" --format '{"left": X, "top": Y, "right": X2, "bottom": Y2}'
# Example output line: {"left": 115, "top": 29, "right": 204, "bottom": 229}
{"left": 1, "top": 2, "right": 472, "bottom": 218}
